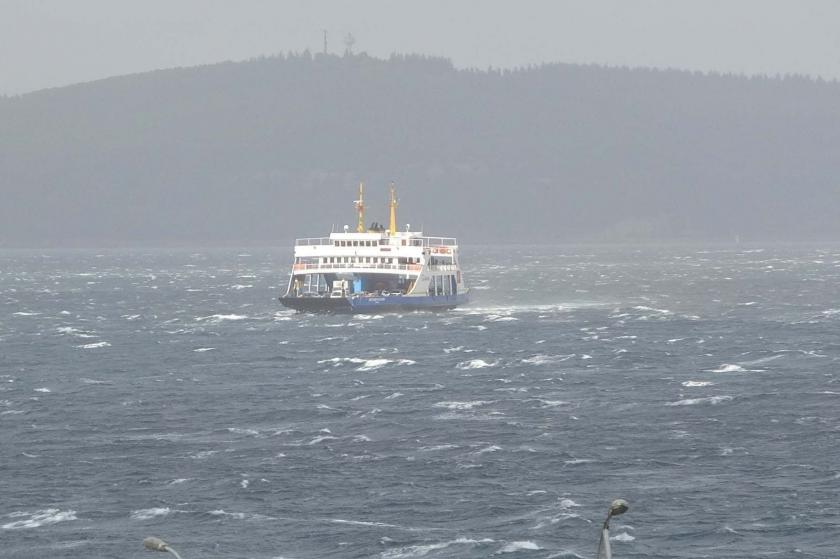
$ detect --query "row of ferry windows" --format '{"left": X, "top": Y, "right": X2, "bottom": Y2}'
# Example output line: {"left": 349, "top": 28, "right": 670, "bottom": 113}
{"left": 335, "top": 240, "right": 383, "bottom": 247}
{"left": 321, "top": 257, "right": 420, "bottom": 264}
{"left": 334, "top": 240, "right": 423, "bottom": 247}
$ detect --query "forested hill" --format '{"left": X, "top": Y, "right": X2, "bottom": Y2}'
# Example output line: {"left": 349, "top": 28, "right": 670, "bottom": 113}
{"left": 2, "top": 52, "right": 839, "bottom": 246}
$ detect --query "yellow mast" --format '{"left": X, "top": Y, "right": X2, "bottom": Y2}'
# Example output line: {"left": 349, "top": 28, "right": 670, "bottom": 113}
{"left": 354, "top": 182, "right": 365, "bottom": 233}
{"left": 388, "top": 182, "right": 398, "bottom": 235}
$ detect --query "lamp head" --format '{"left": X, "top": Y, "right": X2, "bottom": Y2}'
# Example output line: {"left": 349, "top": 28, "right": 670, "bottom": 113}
{"left": 143, "top": 537, "right": 169, "bottom": 552}
{"left": 608, "top": 499, "right": 629, "bottom": 518}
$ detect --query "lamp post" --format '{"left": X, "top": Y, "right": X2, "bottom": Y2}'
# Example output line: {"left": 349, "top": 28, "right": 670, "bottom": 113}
{"left": 143, "top": 537, "right": 183, "bottom": 559}
{"left": 596, "top": 499, "right": 629, "bottom": 559}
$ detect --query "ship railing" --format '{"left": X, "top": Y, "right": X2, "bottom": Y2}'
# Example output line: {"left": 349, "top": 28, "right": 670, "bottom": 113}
{"left": 292, "top": 263, "right": 423, "bottom": 273}
{"left": 295, "top": 237, "right": 333, "bottom": 246}
{"left": 295, "top": 236, "right": 457, "bottom": 248}
{"left": 427, "top": 264, "right": 459, "bottom": 272}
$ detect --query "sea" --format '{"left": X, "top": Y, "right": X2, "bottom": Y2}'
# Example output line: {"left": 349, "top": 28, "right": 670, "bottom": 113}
{"left": 1, "top": 244, "right": 839, "bottom": 559}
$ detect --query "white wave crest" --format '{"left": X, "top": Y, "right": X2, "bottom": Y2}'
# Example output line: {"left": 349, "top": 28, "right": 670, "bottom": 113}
{"left": 318, "top": 357, "right": 415, "bottom": 371}
{"left": 737, "top": 354, "right": 784, "bottom": 366}
{"left": 682, "top": 381, "right": 714, "bottom": 387}
{"left": 357, "top": 358, "right": 416, "bottom": 372}
{"left": 484, "top": 314, "right": 519, "bottom": 322}
{"left": 456, "top": 359, "right": 497, "bottom": 370}
{"left": 34, "top": 387, "right": 51, "bottom": 393}
{"left": 2, "top": 509, "right": 77, "bottom": 530}
{"left": 434, "top": 400, "right": 493, "bottom": 410}
{"left": 308, "top": 435, "right": 338, "bottom": 445}
{"left": 208, "top": 509, "right": 247, "bottom": 519}
{"left": 667, "top": 395, "right": 733, "bottom": 406}
{"left": 610, "top": 532, "right": 635, "bottom": 542}
{"left": 381, "top": 537, "right": 494, "bottom": 559}
{"left": 131, "top": 507, "right": 171, "bottom": 520}
{"left": 227, "top": 427, "right": 261, "bottom": 436}
{"left": 633, "top": 305, "right": 672, "bottom": 315}
{"left": 77, "top": 341, "right": 111, "bottom": 349}
{"left": 707, "top": 364, "right": 746, "bottom": 373}
{"left": 193, "top": 347, "right": 216, "bottom": 352}
{"left": 195, "top": 314, "right": 248, "bottom": 323}
{"left": 499, "top": 541, "right": 542, "bottom": 553}
{"left": 521, "top": 354, "right": 575, "bottom": 365}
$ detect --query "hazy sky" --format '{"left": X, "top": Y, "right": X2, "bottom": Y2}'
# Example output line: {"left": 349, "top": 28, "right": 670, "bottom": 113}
{"left": 2, "top": 0, "right": 839, "bottom": 95}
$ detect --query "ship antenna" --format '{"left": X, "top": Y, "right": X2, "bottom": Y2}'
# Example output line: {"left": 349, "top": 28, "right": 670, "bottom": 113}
{"left": 355, "top": 182, "right": 366, "bottom": 232}
{"left": 388, "top": 181, "right": 398, "bottom": 236}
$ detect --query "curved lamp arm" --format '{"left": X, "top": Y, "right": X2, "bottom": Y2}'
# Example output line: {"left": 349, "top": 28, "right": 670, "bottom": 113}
{"left": 596, "top": 499, "right": 629, "bottom": 559}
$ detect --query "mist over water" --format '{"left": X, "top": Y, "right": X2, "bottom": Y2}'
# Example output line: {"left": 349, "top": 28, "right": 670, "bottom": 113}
{"left": 2, "top": 245, "right": 839, "bottom": 558}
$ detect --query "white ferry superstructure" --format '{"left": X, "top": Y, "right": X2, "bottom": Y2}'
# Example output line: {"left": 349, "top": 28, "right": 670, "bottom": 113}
{"left": 279, "top": 183, "right": 469, "bottom": 313}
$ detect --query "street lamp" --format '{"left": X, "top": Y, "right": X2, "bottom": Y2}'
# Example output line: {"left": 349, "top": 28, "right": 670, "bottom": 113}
{"left": 143, "top": 537, "right": 183, "bottom": 559}
{"left": 596, "top": 499, "right": 629, "bottom": 559}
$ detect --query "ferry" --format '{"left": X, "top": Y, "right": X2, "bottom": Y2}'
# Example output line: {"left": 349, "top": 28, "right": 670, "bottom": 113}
{"left": 279, "top": 183, "right": 469, "bottom": 313}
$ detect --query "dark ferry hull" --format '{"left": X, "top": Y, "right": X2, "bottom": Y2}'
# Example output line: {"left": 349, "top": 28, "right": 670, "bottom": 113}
{"left": 280, "top": 293, "right": 469, "bottom": 314}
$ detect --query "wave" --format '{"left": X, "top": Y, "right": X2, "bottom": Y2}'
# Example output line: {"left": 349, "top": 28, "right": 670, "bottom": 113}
{"left": 381, "top": 537, "right": 494, "bottom": 559}
{"left": 499, "top": 541, "right": 542, "bottom": 553}
{"left": 521, "top": 354, "right": 575, "bottom": 365}
{"left": 632, "top": 305, "right": 672, "bottom": 315}
{"left": 610, "top": 532, "right": 635, "bottom": 542}
{"left": 80, "top": 378, "right": 110, "bottom": 385}
{"left": 484, "top": 314, "right": 519, "bottom": 322}
{"left": 77, "top": 341, "right": 111, "bottom": 349}
{"left": 227, "top": 427, "right": 261, "bottom": 437}
{"left": 193, "top": 347, "right": 216, "bottom": 352}
{"left": 318, "top": 357, "right": 416, "bottom": 371}
{"left": 327, "top": 518, "right": 401, "bottom": 528}
{"left": 707, "top": 364, "right": 746, "bottom": 373}
{"left": 736, "top": 354, "right": 785, "bottom": 366}
{"left": 56, "top": 326, "right": 97, "bottom": 338}
{"left": 195, "top": 314, "right": 248, "bottom": 323}
{"left": 33, "top": 387, "right": 51, "bottom": 393}
{"left": 131, "top": 507, "right": 171, "bottom": 520}
{"left": 682, "top": 381, "right": 714, "bottom": 387}
{"left": 2, "top": 509, "right": 77, "bottom": 530}
{"left": 208, "top": 509, "right": 247, "bottom": 520}
{"left": 308, "top": 435, "right": 339, "bottom": 445}
{"left": 667, "top": 395, "right": 733, "bottom": 406}
{"left": 357, "top": 358, "right": 415, "bottom": 372}
{"left": 434, "top": 400, "right": 493, "bottom": 410}
{"left": 456, "top": 359, "right": 497, "bottom": 370}
{"left": 532, "top": 399, "right": 568, "bottom": 407}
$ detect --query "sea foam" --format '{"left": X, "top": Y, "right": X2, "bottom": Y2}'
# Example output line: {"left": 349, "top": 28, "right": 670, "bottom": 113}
{"left": 131, "top": 507, "right": 171, "bottom": 520}
{"left": 498, "top": 541, "right": 542, "bottom": 553}
{"left": 667, "top": 395, "right": 733, "bottom": 406}
{"left": 3, "top": 509, "right": 77, "bottom": 530}
{"left": 456, "top": 359, "right": 497, "bottom": 370}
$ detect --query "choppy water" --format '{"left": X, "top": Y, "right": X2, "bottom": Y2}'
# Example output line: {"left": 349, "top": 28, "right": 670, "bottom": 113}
{"left": 2, "top": 245, "right": 840, "bottom": 558}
